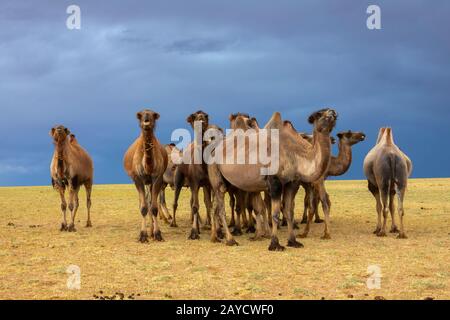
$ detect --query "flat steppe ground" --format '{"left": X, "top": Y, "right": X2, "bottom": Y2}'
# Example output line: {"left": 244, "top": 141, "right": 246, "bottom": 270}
{"left": 0, "top": 179, "right": 449, "bottom": 300}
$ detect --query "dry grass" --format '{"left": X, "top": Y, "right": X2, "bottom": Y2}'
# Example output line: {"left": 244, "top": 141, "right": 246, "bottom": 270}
{"left": 0, "top": 178, "right": 449, "bottom": 300}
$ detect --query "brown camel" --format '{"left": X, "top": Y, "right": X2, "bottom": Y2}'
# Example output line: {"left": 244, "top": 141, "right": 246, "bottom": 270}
{"left": 363, "top": 127, "right": 412, "bottom": 238}
{"left": 124, "top": 109, "right": 168, "bottom": 243}
{"left": 298, "top": 130, "right": 366, "bottom": 239}
{"left": 208, "top": 109, "right": 337, "bottom": 250}
{"left": 171, "top": 110, "right": 215, "bottom": 240}
{"left": 50, "top": 126, "right": 93, "bottom": 231}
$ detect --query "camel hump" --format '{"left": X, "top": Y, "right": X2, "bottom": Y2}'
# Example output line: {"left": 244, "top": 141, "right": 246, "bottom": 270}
{"left": 264, "top": 112, "right": 283, "bottom": 130}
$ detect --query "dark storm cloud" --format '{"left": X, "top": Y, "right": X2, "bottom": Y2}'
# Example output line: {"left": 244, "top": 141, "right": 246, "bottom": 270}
{"left": 0, "top": 0, "right": 449, "bottom": 185}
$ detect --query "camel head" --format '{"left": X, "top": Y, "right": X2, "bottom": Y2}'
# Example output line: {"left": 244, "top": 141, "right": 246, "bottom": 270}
{"left": 336, "top": 130, "right": 366, "bottom": 146}
{"left": 137, "top": 109, "right": 159, "bottom": 132}
{"left": 187, "top": 110, "right": 209, "bottom": 131}
{"left": 50, "top": 125, "right": 70, "bottom": 144}
{"left": 229, "top": 113, "right": 252, "bottom": 130}
{"left": 307, "top": 108, "right": 337, "bottom": 134}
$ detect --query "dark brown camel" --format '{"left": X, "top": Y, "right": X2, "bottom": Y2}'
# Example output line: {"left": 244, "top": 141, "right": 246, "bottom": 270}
{"left": 50, "top": 126, "right": 93, "bottom": 231}
{"left": 171, "top": 110, "right": 215, "bottom": 240}
{"left": 208, "top": 109, "right": 337, "bottom": 250}
{"left": 124, "top": 109, "right": 168, "bottom": 243}
{"left": 363, "top": 127, "right": 412, "bottom": 238}
{"left": 298, "top": 130, "right": 366, "bottom": 239}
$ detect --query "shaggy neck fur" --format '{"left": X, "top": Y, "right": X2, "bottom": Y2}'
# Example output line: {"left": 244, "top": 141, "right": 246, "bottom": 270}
{"left": 142, "top": 129, "right": 155, "bottom": 174}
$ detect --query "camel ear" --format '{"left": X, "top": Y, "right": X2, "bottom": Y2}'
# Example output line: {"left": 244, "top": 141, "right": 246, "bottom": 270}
{"left": 153, "top": 112, "right": 160, "bottom": 120}
{"left": 136, "top": 112, "right": 143, "bottom": 120}
{"left": 49, "top": 128, "right": 55, "bottom": 136}
{"left": 337, "top": 132, "right": 344, "bottom": 139}
{"left": 186, "top": 113, "right": 195, "bottom": 124}
{"left": 229, "top": 113, "right": 237, "bottom": 121}
{"left": 308, "top": 111, "right": 321, "bottom": 124}
{"left": 65, "top": 128, "right": 70, "bottom": 135}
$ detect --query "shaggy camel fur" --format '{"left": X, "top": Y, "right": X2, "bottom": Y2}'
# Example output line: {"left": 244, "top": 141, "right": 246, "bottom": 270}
{"left": 363, "top": 128, "right": 412, "bottom": 238}
{"left": 50, "top": 126, "right": 93, "bottom": 231}
{"left": 208, "top": 109, "right": 337, "bottom": 250}
{"left": 298, "top": 130, "right": 366, "bottom": 239}
{"left": 172, "top": 110, "right": 215, "bottom": 240}
{"left": 124, "top": 109, "right": 168, "bottom": 243}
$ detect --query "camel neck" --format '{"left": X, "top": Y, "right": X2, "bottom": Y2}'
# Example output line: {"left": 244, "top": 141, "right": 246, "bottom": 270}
{"left": 142, "top": 130, "right": 155, "bottom": 173}
{"left": 54, "top": 139, "right": 69, "bottom": 177}
{"left": 328, "top": 141, "right": 352, "bottom": 176}
{"left": 297, "top": 128, "right": 331, "bottom": 182}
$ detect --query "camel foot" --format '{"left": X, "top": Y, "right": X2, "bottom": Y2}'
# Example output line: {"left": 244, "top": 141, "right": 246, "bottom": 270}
{"left": 139, "top": 231, "right": 149, "bottom": 243}
{"left": 321, "top": 233, "right": 331, "bottom": 240}
{"left": 228, "top": 220, "right": 235, "bottom": 228}
{"left": 287, "top": 238, "right": 304, "bottom": 248}
{"left": 231, "top": 228, "right": 242, "bottom": 236}
{"left": 170, "top": 221, "right": 178, "bottom": 228}
{"left": 153, "top": 230, "right": 164, "bottom": 241}
{"left": 85, "top": 221, "right": 92, "bottom": 228}
{"left": 373, "top": 227, "right": 381, "bottom": 234}
{"left": 268, "top": 237, "right": 285, "bottom": 251}
{"left": 390, "top": 226, "right": 400, "bottom": 233}
{"left": 188, "top": 228, "right": 200, "bottom": 240}
{"left": 68, "top": 224, "right": 76, "bottom": 232}
{"left": 297, "top": 232, "right": 308, "bottom": 239}
{"left": 246, "top": 225, "right": 256, "bottom": 233}
{"left": 300, "top": 218, "right": 307, "bottom": 224}
{"left": 376, "top": 231, "right": 387, "bottom": 237}
{"left": 60, "top": 223, "right": 68, "bottom": 231}
{"left": 211, "top": 236, "right": 221, "bottom": 243}
{"left": 293, "top": 221, "right": 300, "bottom": 230}
{"left": 226, "top": 239, "right": 239, "bottom": 246}
{"left": 397, "top": 233, "right": 408, "bottom": 239}
{"left": 314, "top": 218, "right": 324, "bottom": 224}
{"left": 216, "top": 228, "right": 225, "bottom": 239}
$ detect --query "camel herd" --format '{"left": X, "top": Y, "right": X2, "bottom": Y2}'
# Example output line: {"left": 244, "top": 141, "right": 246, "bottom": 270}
{"left": 49, "top": 108, "right": 413, "bottom": 251}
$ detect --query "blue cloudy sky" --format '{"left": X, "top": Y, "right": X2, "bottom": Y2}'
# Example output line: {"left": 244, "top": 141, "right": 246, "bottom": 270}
{"left": 0, "top": 0, "right": 449, "bottom": 186}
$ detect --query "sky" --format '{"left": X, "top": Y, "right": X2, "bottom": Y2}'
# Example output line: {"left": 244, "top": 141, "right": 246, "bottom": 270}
{"left": 0, "top": 0, "right": 449, "bottom": 186}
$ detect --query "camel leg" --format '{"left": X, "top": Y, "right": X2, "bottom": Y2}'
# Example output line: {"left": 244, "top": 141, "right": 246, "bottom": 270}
{"left": 316, "top": 182, "right": 331, "bottom": 239}
{"left": 267, "top": 177, "right": 284, "bottom": 251}
{"left": 368, "top": 181, "right": 382, "bottom": 234}
{"left": 263, "top": 191, "right": 272, "bottom": 227}
{"left": 202, "top": 185, "right": 212, "bottom": 229}
{"left": 171, "top": 170, "right": 183, "bottom": 228}
{"left": 150, "top": 179, "right": 164, "bottom": 241}
{"left": 245, "top": 194, "right": 256, "bottom": 233}
{"left": 135, "top": 181, "right": 149, "bottom": 242}
{"left": 377, "top": 179, "right": 390, "bottom": 237}
{"left": 85, "top": 182, "right": 92, "bottom": 228}
{"left": 389, "top": 189, "right": 399, "bottom": 233}
{"left": 396, "top": 187, "right": 408, "bottom": 239}
{"left": 58, "top": 184, "right": 68, "bottom": 231}
{"left": 228, "top": 190, "right": 236, "bottom": 227}
{"left": 298, "top": 186, "right": 318, "bottom": 238}
{"left": 300, "top": 185, "right": 309, "bottom": 224}
{"left": 232, "top": 191, "right": 245, "bottom": 236}
{"left": 248, "top": 193, "right": 267, "bottom": 240}
{"left": 284, "top": 183, "right": 303, "bottom": 248}
{"left": 159, "top": 185, "right": 172, "bottom": 224}
{"left": 216, "top": 189, "right": 238, "bottom": 246}
{"left": 188, "top": 183, "right": 201, "bottom": 240}
{"left": 67, "top": 183, "right": 80, "bottom": 232}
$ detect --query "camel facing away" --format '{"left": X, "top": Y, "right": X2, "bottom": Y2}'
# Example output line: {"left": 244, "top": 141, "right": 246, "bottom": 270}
{"left": 124, "top": 109, "right": 168, "bottom": 243}
{"left": 363, "top": 127, "right": 412, "bottom": 238}
{"left": 50, "top": 126, "right": 93, "bottom": 231}
{"left": 298, "top": 130, "right": 366, "bottom": 239}
{"left": 208, "top": 109, "right": 337, "bottom": 250}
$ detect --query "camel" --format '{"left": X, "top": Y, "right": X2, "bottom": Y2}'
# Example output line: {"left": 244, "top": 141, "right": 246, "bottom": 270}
{"left": 363, "top": 127, "right": 412, "bottom": 238}
{"left": 298, "top": 130, "right": 366, "bottom": 239}
{"left": 124, "top": 109, "right": 168, "bottom": 243}
{"left": 50, "top": 126, "right": 93, "bottom": 231}
{"left": 208, "top": 109, "right": 337, "bottom": 250}
{"left": 171, "top": 110, "right": 215, "bottom": 240}
{"left": 157, "top": 143, "right": 181, "bottom": 224}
